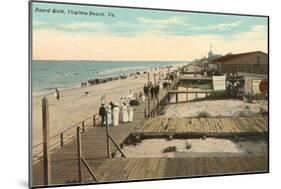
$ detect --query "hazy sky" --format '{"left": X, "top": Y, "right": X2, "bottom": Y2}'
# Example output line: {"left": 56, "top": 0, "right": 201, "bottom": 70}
{"left": 32, "top": 2, "right": 268, "bottom": 61}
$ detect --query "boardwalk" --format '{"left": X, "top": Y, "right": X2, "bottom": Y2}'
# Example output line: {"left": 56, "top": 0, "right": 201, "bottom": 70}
{"left": 131, "top": 116, "right": 268, "bottom": 139}
{"left": 95, "top": 156, "right": 268, "bottom": 182}
{"left": 32, "top": 75, "right": 179, "bottom": 187}
{"left": 32, "top": 102, "right": 147, "bottom": 186}
{"left": 32, "top": 75, "right": 268, "bottom": 187}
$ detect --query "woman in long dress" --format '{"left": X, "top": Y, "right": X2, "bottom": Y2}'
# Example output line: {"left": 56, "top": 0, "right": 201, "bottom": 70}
{"left": 120, "top": 103, "right": 129, "bottom": 123}
{"left": 106, "top": 106, "right": 113, "bottom": 126}
{"left": 112, "top": 105, "right": 120, "bottom": 126}
{"left": 128, "top": 105, "right": 135, "bottom": 122}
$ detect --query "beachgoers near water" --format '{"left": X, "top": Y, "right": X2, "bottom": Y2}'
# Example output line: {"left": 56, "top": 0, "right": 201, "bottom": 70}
{"left": 32, "top": 63, "right": 183, "bottom": 146}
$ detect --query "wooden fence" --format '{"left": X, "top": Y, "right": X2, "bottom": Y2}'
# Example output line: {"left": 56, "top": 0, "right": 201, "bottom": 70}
{"left": 32, "top": 111, "right": 102, "bottom": 163}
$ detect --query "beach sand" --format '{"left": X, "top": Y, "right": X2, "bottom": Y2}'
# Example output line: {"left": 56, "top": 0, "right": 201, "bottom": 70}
{"left": 118, "top": 138, "right": 268, "bottom": 158}
{"left": 162, "top": 99, "right": 268, "bottom": 118}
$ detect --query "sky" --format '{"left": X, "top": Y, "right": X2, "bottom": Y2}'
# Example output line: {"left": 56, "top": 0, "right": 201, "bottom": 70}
{"left": 32, "top": 2, "right": 268, "bottom": 61}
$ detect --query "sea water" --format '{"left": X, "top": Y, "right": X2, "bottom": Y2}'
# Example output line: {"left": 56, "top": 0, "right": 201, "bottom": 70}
{"left": 32, "top": 60, "right": 185, "bottom": 95}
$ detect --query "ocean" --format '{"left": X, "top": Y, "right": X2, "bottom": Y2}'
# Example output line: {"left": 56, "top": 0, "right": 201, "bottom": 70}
{"left": 32, "top": 60, "right": 185, "bottom": 94}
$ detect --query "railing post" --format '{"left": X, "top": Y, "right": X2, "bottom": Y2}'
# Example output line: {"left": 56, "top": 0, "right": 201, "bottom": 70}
{"left": 60, "top": 133, "right": 64, "bottom": 147}
{"left": 93, "top": 115, "right": 96, "bottom": 126}
{"left": 42, "top": 96, "right": 51, "bottom": 185}
{"left": 144, "top": 108, "right": 146, "bottom": 118}
{"left": 186, "top": 88, "right": 188, "bottom": 102}
{"left": 82, "top": 121, "right": 85, "bottom": 133}
{"left": 105, "top": 114, "right": 110, "bottom": 158}
{"left": 156, "top": 95, "right": 159, "bottom": 115}
{"left": 153, "top": 73, "right": 156, "bottom": 117}
{"left": 147, "top": 73, "right": 151, "bottom": 117}
{"left": 76, "top": 126, "right": 82, "bottom": 182}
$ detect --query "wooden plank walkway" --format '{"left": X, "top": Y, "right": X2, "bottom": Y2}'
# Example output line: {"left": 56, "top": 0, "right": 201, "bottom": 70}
{"left": 95, "top": 156, "right": 268, "bottom": 182}
{"left": 32, "top": 101, "right": 147, "bottom": 187}
{"left": 32, "top": 77, "right": 180, "bottom": 187}
{"left": 132, "top": 116, "right": 268, "bottom": 138}
{"left": 32, "top": 76, "right": 268, "bottom": 187}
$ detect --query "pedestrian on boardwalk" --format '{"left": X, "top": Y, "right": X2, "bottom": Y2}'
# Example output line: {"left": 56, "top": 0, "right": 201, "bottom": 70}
{"left": 99, "top": 104, "right": 106, "bottom": 126}
{"left": 112, "top": 105, "right": 120, "bottom": 126}
{"left": 155, "top": 84, "right": 160, "bottom": 98}
{"left": 128, "top": 105, "right": 135, "bottom": 122}
{"left": 120, "top": 103, "right": 129, "bottom": 123}
{"left": 105, "top": 105, "right": 113, "bottom": 126}
{"left": 109, "top": 100, "right": 114, "bottom": 110}
{"left": 150, "top": 85, "right": 154, "bottom": 99}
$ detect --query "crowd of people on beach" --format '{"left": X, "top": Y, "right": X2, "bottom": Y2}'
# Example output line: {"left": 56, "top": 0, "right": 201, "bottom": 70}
{"left": 83, "top": 72, "right": 146, "bottom": 87}
{"left": 86, "top": 74, "right": 128, "bottom": 86}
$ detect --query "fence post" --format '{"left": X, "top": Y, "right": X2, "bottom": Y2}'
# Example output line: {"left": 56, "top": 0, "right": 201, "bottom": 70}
{"left": 153, "top": 73, "right": 156, "bottom": 117}
{"left": 60, "top": 133, "right": 64, "bottom": 147}
{"left": 82, "top": 121, "right": 85, "bottom": 133}
{"left": 42, "top": 96, "right": 51, "bottom": 185}
{"left": 186, "top": 88, "right": 188, "bottom": 102}
{"left": 105, "top": 114, "right": 110, "bottom": 158}
{"left": 147, "top": 73, "right": 151, "bottom": 117}
{"left": 93, "top": 115, "right": 96, "bottom": 126}
{"left": 76, "top": 126, "right": 82, "bottom": 182}
{"left": 156, "top": 95, "right": 159, "bottom": 116}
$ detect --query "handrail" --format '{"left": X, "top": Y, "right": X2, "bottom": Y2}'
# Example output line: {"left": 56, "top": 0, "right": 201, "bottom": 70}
{"left": 81, "top": 155, "right": 99, "bottom": 182}
{"left": 51, "top": 113, "right": 99, "bottom": 139}
{"left": 32, "top": 113, "right": 100, "bottom": 148}
{"left": 76, "top": 126, "right": 99, "bottom": 183}
{"left": 108, "top": 134, "right": 126, "bottom": 158}
{"left": 32, "top": 113, "right": 101, "bottom": 161}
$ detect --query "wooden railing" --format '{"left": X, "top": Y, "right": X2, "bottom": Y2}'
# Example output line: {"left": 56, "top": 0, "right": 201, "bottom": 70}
{"left": 104, "top": 114, "right": 127, "bottom": 158}
{"left": 32, "top": 113, "right": 102, "bottom": 163}
{"left": 144, "top": 74, "right": 181, "bottom": 118}
{"left": 33, "top": 90, "right": 145, "bottom": 163}
{"left": 76, "top": 126, "right": 99, "bottom": 182}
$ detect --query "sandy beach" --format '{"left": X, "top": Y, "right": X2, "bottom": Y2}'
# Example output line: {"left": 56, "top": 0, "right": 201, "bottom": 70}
{"left": 162, "top": 99, "right": 268, "bottom": 118}
{"left": 32, "top": 65, "right": 181, "bottom": 147}
{"left": 118, "top": 138, "right": 268, "bottom": 158}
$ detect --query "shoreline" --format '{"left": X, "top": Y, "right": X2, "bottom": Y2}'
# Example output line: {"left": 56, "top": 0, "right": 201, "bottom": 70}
{"left": 32, "top": 63, "right": 182, "bottom": 146}
{"left": 32, "top": 62, "right": 187, "bottom": 98}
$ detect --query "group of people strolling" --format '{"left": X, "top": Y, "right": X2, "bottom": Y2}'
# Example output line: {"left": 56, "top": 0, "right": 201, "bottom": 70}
{"left": 143, "top": 82, "right": 160, "bottom": 100}
{"left": 98, "top": 99, "right": 135, "bottom": 126}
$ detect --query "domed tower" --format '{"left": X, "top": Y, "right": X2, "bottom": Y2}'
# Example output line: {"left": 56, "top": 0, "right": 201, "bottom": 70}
{"left": 208, "top": 44, "right": 213, "bottom": 59}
